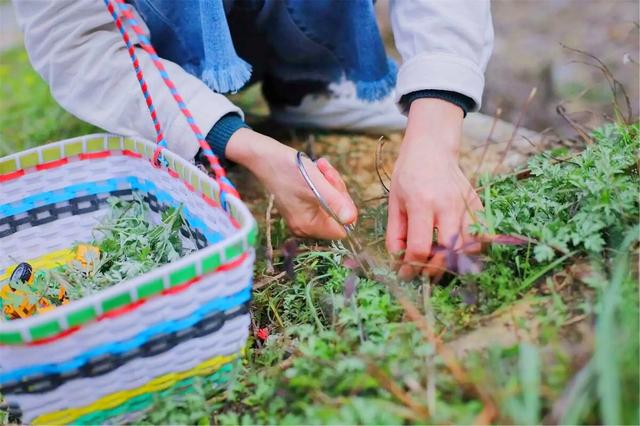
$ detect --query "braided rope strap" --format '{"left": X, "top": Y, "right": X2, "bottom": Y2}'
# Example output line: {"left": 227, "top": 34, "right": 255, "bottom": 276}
{"left": 103, "top": 0, "right": 240, "bottom": 205}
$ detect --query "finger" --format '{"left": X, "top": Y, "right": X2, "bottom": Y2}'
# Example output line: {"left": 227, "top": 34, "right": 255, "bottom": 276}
{"left": 313, "top": 167, "right": 358, "bottom": 228}
{"left": 399, "top": 207, "right": 434, "bottom": 280}
{"left": 385, "top": 194, "right": 407, "bottom": 263}
{"left": 424, "top": 212, "right": 463, "bottom": 278}
{"left": 317, "top": 158, "right": 348, "bottom": 193}
{"left": 310, "top": 159, "right": 357, "bottom": 226}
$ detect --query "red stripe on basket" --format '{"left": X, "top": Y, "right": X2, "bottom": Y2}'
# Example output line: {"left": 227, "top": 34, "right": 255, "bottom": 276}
{"left": 229, "top": 216, "right": 241, "bottom": 229}
{"left": 79, "top": 151, "right": 112, "bottom": 160}
{"left": 0, "top": 169, "right": 25, "bottom": 183}
{"left": 17, "top": 252, "right": 250, "bottom": 346}
{"left": 36, "top": 158, "right": 69, "bottom": 171}
{"left": 122, "top": 149, "right": 143, "bottom": 158}
{"left": 30, "top": 326, "right": 80, "bottom": 345}
{"left": 3, "top": 149, "right": 241, "bottom": 229}
{"left": 202, "top": 194, "right": 219, "bottom": 208}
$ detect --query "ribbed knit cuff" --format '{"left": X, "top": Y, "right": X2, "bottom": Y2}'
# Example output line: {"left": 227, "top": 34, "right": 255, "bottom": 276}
{"left": 400, "top": 90, "right": 476, "bottom": 117}
{"left": 204, "top": 113, "right": 249, "bottom": 162}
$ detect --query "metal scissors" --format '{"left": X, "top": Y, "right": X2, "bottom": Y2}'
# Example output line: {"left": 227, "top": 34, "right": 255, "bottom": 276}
{"left": 296, "top": 151, "right": 376, "bottom": 276}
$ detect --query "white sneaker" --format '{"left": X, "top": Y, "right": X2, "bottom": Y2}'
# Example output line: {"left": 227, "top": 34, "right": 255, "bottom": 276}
{"left": 269, "top": 78, "right": 407, "bottom": 133}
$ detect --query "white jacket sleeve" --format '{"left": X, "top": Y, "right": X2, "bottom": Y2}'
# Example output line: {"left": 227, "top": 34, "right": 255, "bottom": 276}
{"left": 390, "top": 0, "right": 494, "bottom": 111}
{"left": 13, "top": 0, "right": 242, "bottom": 159}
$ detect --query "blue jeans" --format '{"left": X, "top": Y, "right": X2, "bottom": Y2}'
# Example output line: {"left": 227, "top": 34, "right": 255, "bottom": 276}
{"left": 132, "top": 0, "right": 395, "bottom": 102}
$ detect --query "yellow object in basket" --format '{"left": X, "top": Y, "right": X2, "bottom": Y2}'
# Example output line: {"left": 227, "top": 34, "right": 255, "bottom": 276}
{"left": 1, "top": 245, "right": 99, "bottom": 319}
{"left": 75, "top": 244, "right": 100, "bottom": 269}
{"left": 0, "top": 248, "right": 76, "bottom": 282}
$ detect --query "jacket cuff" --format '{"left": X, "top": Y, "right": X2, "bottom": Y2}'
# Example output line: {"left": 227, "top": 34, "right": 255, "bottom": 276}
{"left": 399, "top": 90, "right": 475, "bottom": 117}
{"left": 394, "top": 53, "right": 485, "bottom": 113}
{"left": 205, "top": 113, "right": 249, "bottom": 162}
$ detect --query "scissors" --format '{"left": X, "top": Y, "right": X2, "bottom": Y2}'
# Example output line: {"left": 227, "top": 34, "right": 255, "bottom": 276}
{"left": 296, "top": 151, "right": 377, "bottom": 276}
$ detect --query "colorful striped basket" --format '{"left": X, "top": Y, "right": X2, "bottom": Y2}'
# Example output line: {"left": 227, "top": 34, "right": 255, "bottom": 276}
{"left": 0, "top": 134, "right": 257, "bottom": 424}
{"left": 0, "top": 0, "right": 257, "bottom": 423}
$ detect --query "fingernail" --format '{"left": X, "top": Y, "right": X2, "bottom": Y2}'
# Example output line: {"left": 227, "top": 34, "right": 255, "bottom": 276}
{"left": 338, "top": 206, "right": 354, "bottom": 224}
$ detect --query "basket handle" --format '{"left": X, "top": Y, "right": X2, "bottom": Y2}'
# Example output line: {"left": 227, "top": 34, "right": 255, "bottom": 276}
{"left": 103, "top": 0, "right": 239, "bottom": 205}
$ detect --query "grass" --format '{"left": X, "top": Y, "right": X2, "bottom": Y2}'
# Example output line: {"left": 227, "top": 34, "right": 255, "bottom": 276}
{"left": 214, "top": 123, "right": 638, "bottom": 425}
{"left": 1, "top": 46, "right": 639, "bottom": 425}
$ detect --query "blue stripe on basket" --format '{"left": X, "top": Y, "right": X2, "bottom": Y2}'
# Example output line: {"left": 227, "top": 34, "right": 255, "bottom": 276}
{"left": 0, "top": 284, "right": 252, "bottom": 383}
{"left": 0, "top": 176, "right": 224, "bottom": 243}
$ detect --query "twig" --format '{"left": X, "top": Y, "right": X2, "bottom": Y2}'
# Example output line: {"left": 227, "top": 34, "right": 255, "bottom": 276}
{"left": 556, "top": 104, "right": 594, "bottom": 145}
{"left": 362, "top": 195, "right": 389, "bottom": 203}
{"left": 472, "top": 107, "right": 502, "bottom": 184}
{"left": 377, "top": 274, "right": 499, "bottom": 424}
{"left": 423, "top": 280, "right": 437, "bottom": 416}
{"left": 367, "top": 364, "right": 430, "bottom": 420}
{"left": 561, "top": 43, "right": 634, "bottom": 124}
{"left": 254, "top": 271, "right": 287, "bottom": 290}
{"left": 265, "top": 194, "right": 275, "bottom": 275}
{"left": 491, "top": 87, "right": 537, "bottom": 176}
{"left": 521, "top": 135, "right": 581, "bottom": 167}
{"left": 562, "top": 314, "right": 587, "bottom": 328}
{"left": 375, "top": 136, "right": 391, "bottom": 193}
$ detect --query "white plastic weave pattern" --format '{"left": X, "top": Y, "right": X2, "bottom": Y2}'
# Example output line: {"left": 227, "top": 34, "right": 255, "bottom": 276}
{"left": 16, "top": 316, "right": 247, "bottom": 422}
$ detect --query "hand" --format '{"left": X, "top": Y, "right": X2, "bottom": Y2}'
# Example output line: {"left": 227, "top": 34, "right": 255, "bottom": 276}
{"left": 226, "top": 128, "right": 358, "bottom": 239}
{"left": 386, "top": 98, "right": 483, "bottom": 279}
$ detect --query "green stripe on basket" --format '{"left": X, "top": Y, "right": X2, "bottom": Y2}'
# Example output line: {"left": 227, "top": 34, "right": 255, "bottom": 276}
{"left": 30, "top": 320, "right": 62, "bottom": 340}
{"left": 137, "top": 278, "right": 164, "bottom": 299}
{"left": 41, "top": 146, "right": 62, "bottom": 163}
{"left": 0, "top": 331, "right": 24, "bottom": 345}
{"left": 124, "top": 138, "right": 136, "bottom": 152}
{"left": 102, "top": 292, "right": 133, "bottom": 312}
{"left": 86, "top": 137, "right": 105, "bottom": 153}
{"left": 143, "top": 143, "right": 153, "bottom": 159}
{"left": 72, "top": 362, "right": 235, "bottom": 425}
{"left": 200, "top": 180, "right": 213, "bottom": 200}
{"left": 0, "top": 158, "right": 16, "bottom": 174}
{"left": 67, "top": 306, "right": 97, "bottom": 327}
{"left": 224, "top": 240, "right": 244, "bottom": 260}
{"left": 108, "top": 136, "right": 123, "bottom": 151}
{"left": 174, "top": 161, "right": 186, "bottom": 181}
{"left": 19, "top": 151, "right": 39, "bottom": 169}
{"left": 201, "top": 252, "right": 221, "bottom": 274}
{"left": 169, "top": 264, "right": 197, "bottom": 287}
{"left": 63, "top": 140, "right": 84, "bottom": 157}
{"left": 189, "top": 172, "right": 199, "bottom": 192}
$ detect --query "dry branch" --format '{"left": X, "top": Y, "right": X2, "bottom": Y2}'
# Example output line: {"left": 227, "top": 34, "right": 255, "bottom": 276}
{"left": 264, "top": 193, "right": 275, "bottom": 275}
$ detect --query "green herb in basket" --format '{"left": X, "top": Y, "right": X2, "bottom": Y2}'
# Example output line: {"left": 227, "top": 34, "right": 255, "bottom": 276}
{"left": 1, "top": 196, "right": 191, "bottom": 318}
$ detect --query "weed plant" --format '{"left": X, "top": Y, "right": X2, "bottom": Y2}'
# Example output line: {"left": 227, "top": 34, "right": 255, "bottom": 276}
{"left": 1, "top": 197, "right": 189, "bottom": 318}
{"left": 212, "top": 122, "right": 638, "bottom": 425}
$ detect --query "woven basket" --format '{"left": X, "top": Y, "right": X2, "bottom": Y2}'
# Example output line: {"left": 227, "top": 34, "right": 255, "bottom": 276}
{"left": 0, "top": 134, "right": 257, "bottom": 424}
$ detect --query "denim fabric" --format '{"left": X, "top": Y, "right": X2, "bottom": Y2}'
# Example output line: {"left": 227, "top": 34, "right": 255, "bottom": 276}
{"left": 131, "top": 0, "right": 396, "bottom": 100}
{"left": 131, "top": 0, "right": 251, "bottom": 93}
